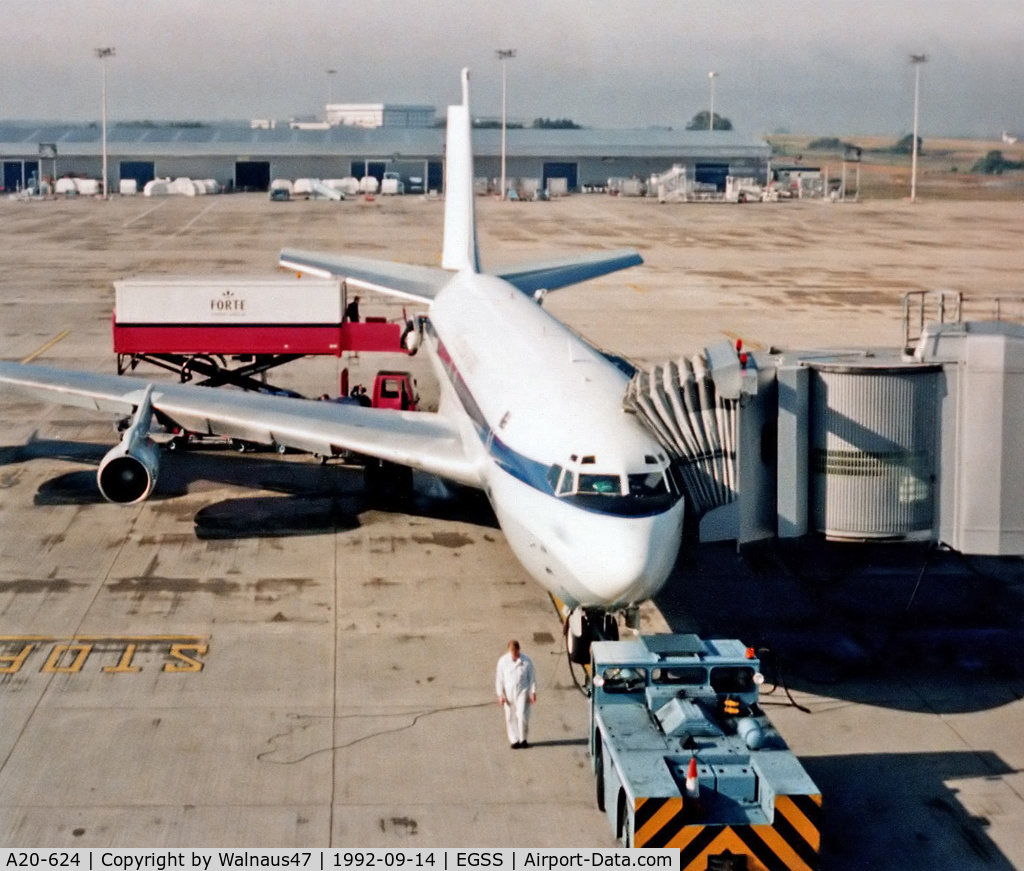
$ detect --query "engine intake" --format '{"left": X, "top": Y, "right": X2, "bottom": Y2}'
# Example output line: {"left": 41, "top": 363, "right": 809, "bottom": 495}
{"left": 97, "top": 385, "right": 160, "bottom": 504}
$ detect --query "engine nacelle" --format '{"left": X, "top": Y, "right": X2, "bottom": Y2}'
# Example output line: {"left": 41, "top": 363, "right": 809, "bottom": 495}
{"left": 97, "top": 438, "right": 160, "bottom": 503}
{"left": 96, "top": 384, "right": 160, "bottom": 504}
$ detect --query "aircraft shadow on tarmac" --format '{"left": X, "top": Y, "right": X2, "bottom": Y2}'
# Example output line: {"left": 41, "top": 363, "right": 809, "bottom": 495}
{"left": 3, "top": 438, "right": 499, "bottom": 538}
{"left": 807, "top": 750, "right": 1018, "bottom": 871}
{"left": 656, "top": 538, "right": 1024, "bottom": 714}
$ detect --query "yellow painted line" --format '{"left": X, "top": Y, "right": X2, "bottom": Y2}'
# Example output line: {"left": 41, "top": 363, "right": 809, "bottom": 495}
{"left": 0, "top": 634, "right": 208, "bottom": 643}
{"left": 720, "top": 329, "right": 765, "bottom": 351}
{"left": 547, "top": 593, "right": 574, "bottom": 623}
{"left": 20, "top": 329, "right": 71, "bottom": 364}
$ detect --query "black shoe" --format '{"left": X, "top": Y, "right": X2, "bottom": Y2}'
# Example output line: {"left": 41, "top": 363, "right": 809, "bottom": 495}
{"left": 520, "top": 741, "right": 529, "bottom": 749}
{"left": 511, "top": 742, "right": 521, "bottom": 749}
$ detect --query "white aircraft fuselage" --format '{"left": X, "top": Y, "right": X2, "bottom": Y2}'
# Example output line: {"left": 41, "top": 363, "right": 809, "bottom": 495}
{"left": 0, "top": 68, "right": 684, "bottom": 619}
{"left": 423, "top": 270, "right": 685, "bottom": 609}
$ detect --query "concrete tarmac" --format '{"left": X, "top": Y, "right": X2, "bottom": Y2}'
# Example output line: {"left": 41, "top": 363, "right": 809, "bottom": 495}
{"left": 1, "top": 192, "right": 1024, "bottom": 865}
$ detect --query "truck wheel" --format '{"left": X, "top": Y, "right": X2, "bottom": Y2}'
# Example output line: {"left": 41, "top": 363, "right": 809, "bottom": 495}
{"left": 595, "top": 742, "right": 606, "bottom": 812}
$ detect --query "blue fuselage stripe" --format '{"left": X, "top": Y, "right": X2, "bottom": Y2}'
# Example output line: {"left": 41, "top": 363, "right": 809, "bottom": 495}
{"left": 426, "top": 320, "right": 680, "bottom": 519}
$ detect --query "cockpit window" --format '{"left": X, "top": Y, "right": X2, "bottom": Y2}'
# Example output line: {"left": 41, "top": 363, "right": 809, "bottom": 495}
{"left": 545, "top": 459, "right": 682, "bottom": 516}
{"left": 710, "top": 666, "right": 756, "bottom": 694}
{"left": 628, "top": 472, "right": 669, "bottom": 498}
{"left": 600, "top": 666, "right": 647, "bottom": 693}
{"left": 578, "top": 473, "right": 622, "bottom": 495}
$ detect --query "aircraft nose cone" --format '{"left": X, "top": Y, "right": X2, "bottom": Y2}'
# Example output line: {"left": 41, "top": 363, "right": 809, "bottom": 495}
{"left": 571, "top": 504, "right": 684, "bottom": 606}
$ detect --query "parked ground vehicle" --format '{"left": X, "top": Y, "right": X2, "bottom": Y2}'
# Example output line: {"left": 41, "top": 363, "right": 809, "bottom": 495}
{"left": 590, "top": 634, "right": 821, "bottom": 866}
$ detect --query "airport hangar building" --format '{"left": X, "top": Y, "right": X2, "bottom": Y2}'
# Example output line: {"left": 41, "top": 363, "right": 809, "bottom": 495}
{"left": 0, "top": 122, "right": 770, "bottom": 193}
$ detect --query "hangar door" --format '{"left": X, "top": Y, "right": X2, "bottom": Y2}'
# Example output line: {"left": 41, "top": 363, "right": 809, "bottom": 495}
{"left": 3, "top": 160, "right": 38, "bottom": 191}
{"left": 695, "top": 163, "right": 730, "bottom": 192}
{"left": 543, "top": 162, "right": 578, "bottom": 192}
{"left": 3, "top": 161, "right": 23, "bottom": 191}
{"left": 120, "top": 161, "right": 155, "bottom": 188}
{"left": 351, "top": 160, "right": 387, "bottom": 182}
{"left": 236, "top": 161, "right": 270, "bottom": 192}
{"left": 427, "top": 161, "right": 443, "bottom": 194}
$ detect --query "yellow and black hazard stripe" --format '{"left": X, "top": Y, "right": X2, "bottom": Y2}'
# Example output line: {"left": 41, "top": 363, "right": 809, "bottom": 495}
{"left": 633, "top": 793, "right": 822, "bottom": 871}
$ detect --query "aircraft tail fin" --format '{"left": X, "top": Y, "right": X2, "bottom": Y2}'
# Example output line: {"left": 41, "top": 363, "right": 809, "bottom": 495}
{"left": 441, "top": 69, "right": 480, "bottom": 273}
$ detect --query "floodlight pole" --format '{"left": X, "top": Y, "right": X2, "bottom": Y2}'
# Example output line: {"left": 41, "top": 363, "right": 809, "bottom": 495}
{"left": 326, "top": 68, "right": 336, "bottom": 117}
{"left": 708, "top": 71, "right": 718, "bottom": 131}
{"left": 497, "top": 49, "right": 516, "bottom": 200}
{"left": 910, "top": 54, "right": 927, "bottom": 203}
{"left": 95, "top": 47, "right": 115, "bottom": 199}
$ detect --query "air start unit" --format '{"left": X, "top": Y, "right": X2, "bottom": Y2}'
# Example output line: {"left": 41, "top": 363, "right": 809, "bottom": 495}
{"left": 590, "top": 634, "right": 820, "bottom": 867}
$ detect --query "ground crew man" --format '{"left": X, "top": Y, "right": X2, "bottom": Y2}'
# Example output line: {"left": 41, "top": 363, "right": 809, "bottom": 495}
{"left": 495, "top": 639, "right": 537, "bottom": 748}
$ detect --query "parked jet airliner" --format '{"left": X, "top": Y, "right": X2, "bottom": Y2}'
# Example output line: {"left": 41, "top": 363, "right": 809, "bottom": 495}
{"left": 0, "top": 70, "right": 684, "bottom": 644}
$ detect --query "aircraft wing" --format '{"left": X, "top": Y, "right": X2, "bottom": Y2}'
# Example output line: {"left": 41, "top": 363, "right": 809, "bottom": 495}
{"left": 279, "top": 248, "right": 451, "bottom": 304}
{"left": 490, "top": 248, "right": 643, "bottom": 296}
{"left": 0, "top": 362, "right": 480, "bottom": 486}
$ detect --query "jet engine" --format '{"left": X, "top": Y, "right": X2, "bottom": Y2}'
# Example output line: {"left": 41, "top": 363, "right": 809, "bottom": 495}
{"left": 97, "top": 385, "right": 160, "bottom": 504}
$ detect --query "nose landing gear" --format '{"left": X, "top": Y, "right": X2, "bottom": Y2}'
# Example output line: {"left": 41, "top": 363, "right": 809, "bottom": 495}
{"left": 565, "top": 607, "right": 622, "bottom": 665}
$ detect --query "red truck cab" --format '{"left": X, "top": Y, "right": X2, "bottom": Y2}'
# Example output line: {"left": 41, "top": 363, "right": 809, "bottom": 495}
{"left": 372, "top": 371, "right": 418, "bottom": 411}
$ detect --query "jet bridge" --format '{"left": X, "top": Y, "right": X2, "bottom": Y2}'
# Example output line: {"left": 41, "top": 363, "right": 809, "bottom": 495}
{"left": 625, "top": 307, "right": 1024, "bottom": 556}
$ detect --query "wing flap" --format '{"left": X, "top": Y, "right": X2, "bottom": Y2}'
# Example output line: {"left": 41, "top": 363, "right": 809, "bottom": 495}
{"left": 279, "top": 248, "right": 450, "bottom": 304}
{"left": 491, "top": 248, "right": 643, "bottom": 295}
{"left": 0, "top": 362, "right": 480, "bottom": 486}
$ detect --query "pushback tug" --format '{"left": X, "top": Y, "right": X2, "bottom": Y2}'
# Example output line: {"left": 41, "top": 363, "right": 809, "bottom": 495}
{"left": 590, "top": 634, "right": 821, "bottom": 869}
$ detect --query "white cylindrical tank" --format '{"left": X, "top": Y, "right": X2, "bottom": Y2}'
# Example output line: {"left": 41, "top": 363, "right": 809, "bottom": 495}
{"left": 169, "top": 177, "right": 197, "bottom": 196}
{"left": 810, "top": 362, "right": 940, "bottom": 540}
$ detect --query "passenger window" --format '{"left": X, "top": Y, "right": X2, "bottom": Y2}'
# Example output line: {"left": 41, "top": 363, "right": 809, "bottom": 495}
{"left": 578, "top": 474, "right": 622, "bottom": 495}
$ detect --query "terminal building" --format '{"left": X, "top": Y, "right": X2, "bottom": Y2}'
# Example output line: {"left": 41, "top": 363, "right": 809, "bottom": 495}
{"left": 0, "top": 121, "right": 770, "bottom": 194}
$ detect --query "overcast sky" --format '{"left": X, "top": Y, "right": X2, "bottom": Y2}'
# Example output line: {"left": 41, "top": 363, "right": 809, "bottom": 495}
{"left": 1, "top": 0, "right": 1020, "bottom": 137}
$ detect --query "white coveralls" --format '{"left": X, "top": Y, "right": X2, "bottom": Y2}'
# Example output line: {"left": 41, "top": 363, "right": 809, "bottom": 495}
{"left": 495, "top": 651, "right": 536, "bottom": 745}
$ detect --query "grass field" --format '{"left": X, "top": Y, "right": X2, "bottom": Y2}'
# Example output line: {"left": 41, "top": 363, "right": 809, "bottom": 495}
{"left": 767, "top": 133, "right": 1024, "bottom": 200}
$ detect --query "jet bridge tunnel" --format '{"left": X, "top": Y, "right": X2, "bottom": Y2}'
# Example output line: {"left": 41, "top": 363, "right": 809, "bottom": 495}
{"left": 625, "top": 319, "right": 1024, "bottom": 556}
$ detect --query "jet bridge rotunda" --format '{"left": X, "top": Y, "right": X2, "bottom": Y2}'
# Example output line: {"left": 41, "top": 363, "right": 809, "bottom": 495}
{"left": 625, "top": 297, "right": 1024, "bottom": 557}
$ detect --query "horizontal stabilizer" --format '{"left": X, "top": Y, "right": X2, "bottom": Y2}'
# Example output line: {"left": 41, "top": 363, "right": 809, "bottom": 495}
{"left": 279, "top": 248, "right": 450, "bottom": 303}
{"left": 492, "top": 248, "right": 643, "bottom": 296}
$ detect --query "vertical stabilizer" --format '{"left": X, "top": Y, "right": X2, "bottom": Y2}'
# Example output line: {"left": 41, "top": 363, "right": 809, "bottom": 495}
{"left": 442, "top": 68, "right": 480, "bottom": 273}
